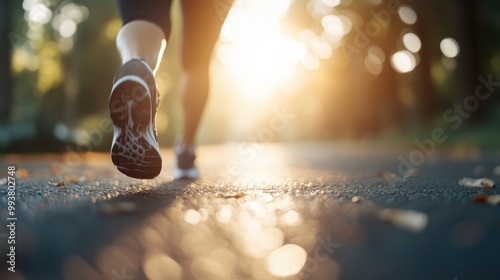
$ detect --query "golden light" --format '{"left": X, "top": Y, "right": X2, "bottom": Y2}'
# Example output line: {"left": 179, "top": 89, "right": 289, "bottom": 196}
{"left": 12, "top": 47, "right": 39, "bottom": 73}
{"left": 37, "top": 42, "right": 64, "bottom": 94}
{"left": 216, "top": 0, "right": 306, "bottom": 101}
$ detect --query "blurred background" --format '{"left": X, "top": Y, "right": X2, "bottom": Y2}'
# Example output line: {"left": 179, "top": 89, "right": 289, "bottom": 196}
{"left": 1, "top": 0, "right": 500, "bottom": 154}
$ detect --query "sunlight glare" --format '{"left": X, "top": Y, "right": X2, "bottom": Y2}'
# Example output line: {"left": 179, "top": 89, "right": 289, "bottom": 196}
{"left": 217, "top": 0, "right": 306, "bottom": 100}
{"left": 216, "top": 0, "right": 304, "bottom": 100}
{"left": 217, "top": 35, "right": 306, "bottom": 99}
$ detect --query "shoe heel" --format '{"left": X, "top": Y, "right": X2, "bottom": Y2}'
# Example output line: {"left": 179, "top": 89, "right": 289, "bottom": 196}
{"left": 110, "top": 79, "right": 151, "bottom": 130}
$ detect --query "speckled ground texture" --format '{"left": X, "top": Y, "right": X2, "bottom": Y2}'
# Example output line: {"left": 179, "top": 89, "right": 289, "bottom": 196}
{"left": 1, "top": 143, "right": 500, "bottom": 280}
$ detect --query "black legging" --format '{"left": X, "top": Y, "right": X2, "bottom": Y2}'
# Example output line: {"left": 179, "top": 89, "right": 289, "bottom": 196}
{"left": 117, "top": 0, "right": 230, "bottom": 71}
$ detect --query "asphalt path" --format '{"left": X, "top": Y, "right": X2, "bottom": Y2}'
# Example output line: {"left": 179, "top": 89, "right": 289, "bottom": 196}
{"left": 0, "top": 143, "right": 499, "bottom": 280}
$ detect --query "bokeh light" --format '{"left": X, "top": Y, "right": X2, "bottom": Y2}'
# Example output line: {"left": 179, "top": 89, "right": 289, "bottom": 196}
{"left": 398, "top": 6, "right": 417, "bottom": 25}
{"left": 27, "top": 3, "right": 52, "bottom": 24}
{"left": 266, "top": 244, "right": 307, "bottom": 277}
{"left": 440, "top": 37, "right": 460, "bottom": 58}
{"left": 403, "top": 32, "right": 421, "bottom": 53}
{"left": 391, "top": 50, "right": 417, "bottom": 73}
{"left": 321, "top": 0, "right": 341, "bottom": 8}
{"left": 59, "top": 19, "right": 77, "bottom": 38}
{"left": 321, "top": 15, "right": 348, "bottom": 37}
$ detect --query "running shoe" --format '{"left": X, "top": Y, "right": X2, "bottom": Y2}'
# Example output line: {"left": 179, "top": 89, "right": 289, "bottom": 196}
{"left": 109, "top": 58, "right": 162, "bottom": 179}
{"left": 172, "top": 141, "right": 198, "bottom": 180}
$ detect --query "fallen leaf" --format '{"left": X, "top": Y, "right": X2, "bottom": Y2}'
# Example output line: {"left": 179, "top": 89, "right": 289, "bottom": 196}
{"left": 473, "top": 194, "right": 488, "bottom": 202}
{"left": 351, "top": 196, "right": 362, "bottom": 203}
{"left": 458, "top": 177, "right": 495, "bottom": 188}
{"left": 223, "top": 193, "right": 246, "bottom": 199}
{"left": 48, "top": 181, "right": 67, "bottom": 188}
{"left": 377, "top": 171, "right": 398, "bottom": 181}
{"left": 16, "top": 169, "right": 29, "bottom": 179}
{"left": 379, "top": 208, "right": 428, "bottom": 232}
{"left": 474, "top": 194, "right": 500, "bottom": 205}
{"left": 100, "top": 202, "right": 137, "bottom": 214}
{"left": 51, "top": 181, "right": 66, "bottom": 188}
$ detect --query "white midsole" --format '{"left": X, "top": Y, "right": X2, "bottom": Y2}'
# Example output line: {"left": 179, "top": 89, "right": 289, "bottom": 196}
{"left": 172, "top": 167, "right": 199, "bottom": 180}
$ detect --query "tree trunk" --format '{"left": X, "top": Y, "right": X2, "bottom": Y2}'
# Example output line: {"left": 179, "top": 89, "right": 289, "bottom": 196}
{"left": 0, "top": 0, "right": 12, "bottom": 122}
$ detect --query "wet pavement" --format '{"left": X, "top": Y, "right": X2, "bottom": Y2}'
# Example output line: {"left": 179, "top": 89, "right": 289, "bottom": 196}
{"left": 1, "top": 143, "right": 500, "bottom": 280}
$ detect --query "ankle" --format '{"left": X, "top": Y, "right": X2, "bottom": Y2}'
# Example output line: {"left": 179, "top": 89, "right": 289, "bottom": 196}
{"left": 175, "top": 135, "right": 194, "bottom": 149}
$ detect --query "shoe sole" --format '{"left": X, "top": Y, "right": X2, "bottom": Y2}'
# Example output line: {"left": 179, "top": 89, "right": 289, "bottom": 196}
{"left": 173, "top": 167, "right": 199, "bottom": 180}
{"left": 109, "top": 75, "right": 162, "bottom": 179}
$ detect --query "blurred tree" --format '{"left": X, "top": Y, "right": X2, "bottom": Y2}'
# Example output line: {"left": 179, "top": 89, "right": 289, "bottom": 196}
{"left": 452, "top": 0, "right": 482, "bottom": 122}
{"left": 412, "top": 0, "right": 438, "bottom": 125}
{"left": 0, "top": 0, "right": 12, "bottom": 122}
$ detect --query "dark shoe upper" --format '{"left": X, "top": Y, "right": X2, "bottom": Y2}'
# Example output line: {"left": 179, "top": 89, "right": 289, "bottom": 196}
{"left": 113, "top": 58, "right": 160, "bottom": 139}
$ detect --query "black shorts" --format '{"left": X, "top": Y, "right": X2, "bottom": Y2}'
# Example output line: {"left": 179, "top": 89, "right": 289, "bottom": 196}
{"left": 117, "top": 0, "right": 174, "bottom": 38}
{"left": 117, "top": 0, "right": 231, "bottom": 69}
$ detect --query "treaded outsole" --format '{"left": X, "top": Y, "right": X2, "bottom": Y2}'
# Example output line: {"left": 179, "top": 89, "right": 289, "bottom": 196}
{"left": 110, "top": 80, "right": 161, "bottom": 179}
